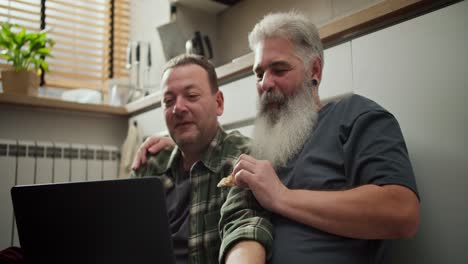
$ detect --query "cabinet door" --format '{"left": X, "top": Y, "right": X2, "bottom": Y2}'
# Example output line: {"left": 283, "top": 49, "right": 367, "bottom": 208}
{"left": 219, "top": 75, "right": 257, "bottom": 126}
{"left": 131, "top": 108, "right": 165, "bottom": 137}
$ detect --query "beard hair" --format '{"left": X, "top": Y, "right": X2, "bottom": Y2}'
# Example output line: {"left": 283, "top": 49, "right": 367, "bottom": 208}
{"left": 252, "top": 80, "right": 318, "bottom": 168}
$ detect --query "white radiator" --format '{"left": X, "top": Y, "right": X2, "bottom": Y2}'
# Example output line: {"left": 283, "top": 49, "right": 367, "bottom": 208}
{"left": 0, "top": 139, "right": 120, "bottom": 249}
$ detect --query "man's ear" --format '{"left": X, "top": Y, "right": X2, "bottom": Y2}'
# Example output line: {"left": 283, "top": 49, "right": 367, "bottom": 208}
{"left": 215, "top": 90, "right": 224, "bottom": 116}
{"left": 309, "top": 56, "right": 323, "bottom": 87}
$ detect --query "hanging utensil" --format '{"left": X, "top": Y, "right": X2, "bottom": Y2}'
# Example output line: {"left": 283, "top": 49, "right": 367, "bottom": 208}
{"left": 145, "top": 43, "right": 152, "bottom": 96}
{"left": 125, "top": 41, "right": 132, "bottom": 90}
{"left": 135, "top": 41, "right": 141, "bottom": 91}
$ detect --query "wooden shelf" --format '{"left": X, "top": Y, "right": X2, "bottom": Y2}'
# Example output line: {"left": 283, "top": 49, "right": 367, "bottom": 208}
{"left": 125, "top": 92, "right": 162, "bottom": 116}
{"left": 171, "top": 0, "right": 233, "bottom": 14}
{"left": 1, "top": 0, "right": 454, "bottom": 117}
{"left": 0, "top": 93, "right": 127, "bottom": 116}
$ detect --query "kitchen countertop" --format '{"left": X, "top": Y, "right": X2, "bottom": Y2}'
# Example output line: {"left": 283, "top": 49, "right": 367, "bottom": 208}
{"left": 0, "top": 0, "right": 444, "bottom": 117}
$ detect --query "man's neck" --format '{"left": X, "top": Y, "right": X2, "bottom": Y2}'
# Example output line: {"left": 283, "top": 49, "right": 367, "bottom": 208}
{"left": 179, "top": 143, "right": 211, "bottom": 171}
{"left": 180, "top": 152, "right": 200, "bottom": 171}
{"left": 179, "top": 129, "right": 218, "bottom": 171}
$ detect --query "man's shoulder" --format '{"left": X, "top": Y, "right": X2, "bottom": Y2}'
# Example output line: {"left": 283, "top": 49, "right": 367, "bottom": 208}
{"left": 331, "top": 94, "right": 392, "bottom": 119}
{"left": 221, "top": 130, "right": 252, "bottom": 153}
{"left": 133, "top": 146, "right": 175, "bottom": 177}
{"left": 146, "top": 146, "right": 174, "bottom": 164}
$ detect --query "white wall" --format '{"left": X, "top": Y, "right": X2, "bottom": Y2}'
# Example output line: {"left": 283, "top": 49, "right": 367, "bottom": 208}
{"left": 0, "top": 106, "right": 127, "bottom": 145}
{"left": 351, "top": 2, "right": 468, "bottom": 263}
{"left": 129, "top": 0, "right": 171, "bottom": 89}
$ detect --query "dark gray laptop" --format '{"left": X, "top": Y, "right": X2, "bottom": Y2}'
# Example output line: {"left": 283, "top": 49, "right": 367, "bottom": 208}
{"left": 11, "top": 177, "right": 175, "bottom": 264}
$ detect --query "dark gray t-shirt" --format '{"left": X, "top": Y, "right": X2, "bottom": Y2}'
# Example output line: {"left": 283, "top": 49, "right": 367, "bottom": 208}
{"left": 271, "top": 95, "right": 418, "bottom": 264}
{"left": 166, "top": 165, "right": 191, "bottom": 264}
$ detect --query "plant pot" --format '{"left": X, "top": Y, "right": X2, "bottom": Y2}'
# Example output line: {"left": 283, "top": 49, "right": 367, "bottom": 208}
{"left": 1, "top": 70, "right": 39, "bottom": 96}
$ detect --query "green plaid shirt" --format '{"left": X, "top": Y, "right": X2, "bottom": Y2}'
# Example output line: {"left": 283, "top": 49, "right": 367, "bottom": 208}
{"left": 132, "top": 128, "right": 273, "bottom": 263}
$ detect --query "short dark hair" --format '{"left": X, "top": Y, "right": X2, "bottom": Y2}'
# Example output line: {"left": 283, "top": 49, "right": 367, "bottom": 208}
{"left": 163, "top": 54, "right": 218, "bottom": 93}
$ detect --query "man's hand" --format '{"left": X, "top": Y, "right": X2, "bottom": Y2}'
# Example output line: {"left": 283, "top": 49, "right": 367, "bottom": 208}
{"left": 131, "top": 136, "right": 175, "bottom": 170}
{"left": 231, "top": 154, "right": 288, "bottom": 211}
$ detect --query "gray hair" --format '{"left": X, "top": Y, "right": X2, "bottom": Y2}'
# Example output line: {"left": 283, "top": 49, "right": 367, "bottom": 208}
{"left": 248, "top": 11, "right": 324, "bottom": 69}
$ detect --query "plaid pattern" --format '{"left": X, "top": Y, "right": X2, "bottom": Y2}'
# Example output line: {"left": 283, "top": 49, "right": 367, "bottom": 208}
{"left": 132, "top": 128, "right": 272, "bottom": 263}
{"left": 219, "top": 185, "right": 274, "bottom": 262}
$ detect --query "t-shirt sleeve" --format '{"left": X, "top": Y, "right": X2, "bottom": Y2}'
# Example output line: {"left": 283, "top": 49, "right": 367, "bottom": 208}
{"left": 342, "top": 110, "right": 419, "bottom": 198}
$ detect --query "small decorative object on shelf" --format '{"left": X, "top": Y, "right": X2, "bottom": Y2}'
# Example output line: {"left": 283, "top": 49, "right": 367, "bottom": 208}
{"left": 0, "top": 22, "right": 54, "bottom": 96}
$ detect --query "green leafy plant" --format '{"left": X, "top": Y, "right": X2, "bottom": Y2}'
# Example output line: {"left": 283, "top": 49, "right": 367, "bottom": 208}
{"left": 0, "top": 22, "right": 54, "bottom": 73}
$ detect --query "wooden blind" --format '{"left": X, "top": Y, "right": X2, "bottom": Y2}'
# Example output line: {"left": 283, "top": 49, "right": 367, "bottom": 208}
{"left": 44, "top": 0, "right": 110, "bottom": 92}
{"left": 1, "top": 0, "right": 131, "bottom": 94}
{"left": 0, "top": 0, "right": 42, "bottom": 71}
{"left": 111, "top": 0, "right": 130, "bottom": 80}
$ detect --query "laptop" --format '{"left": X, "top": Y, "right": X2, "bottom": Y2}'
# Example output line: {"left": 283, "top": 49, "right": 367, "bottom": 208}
{"left": 11, "top": 177, "right": 175, "bottom": 264}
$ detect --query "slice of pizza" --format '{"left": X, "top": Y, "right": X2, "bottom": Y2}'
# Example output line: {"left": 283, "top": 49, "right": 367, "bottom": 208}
{"left": 217, "top": 175, "right": 235, "bottom": 187}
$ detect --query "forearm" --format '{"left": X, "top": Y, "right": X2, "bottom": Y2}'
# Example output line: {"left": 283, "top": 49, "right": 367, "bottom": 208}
{"left": 225, "top": 240, "right": 265, "bottom": 264}
{"left": 275, "top": 184, "right": 419, "bottom": 240}
{"left": 219, "top": 187, "right": 273, "bottom": 263}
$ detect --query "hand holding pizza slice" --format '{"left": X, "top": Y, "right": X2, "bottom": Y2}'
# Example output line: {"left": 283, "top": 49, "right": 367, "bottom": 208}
{"left": 217, "top": 175, "right": 235, "bottom": 187}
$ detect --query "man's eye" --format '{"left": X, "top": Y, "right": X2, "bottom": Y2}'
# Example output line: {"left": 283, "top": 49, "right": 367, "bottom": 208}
{"left": 163, "top": 99, "right": 174, "bottom": 108}
{"left": 256, "top": 73, "right": 263, "bottom": 81}
{"left": 187, "top": 94, "right": 199, "bottom": 100}
{"left": 273, "top": 69, "right": 288, "bottom": 75}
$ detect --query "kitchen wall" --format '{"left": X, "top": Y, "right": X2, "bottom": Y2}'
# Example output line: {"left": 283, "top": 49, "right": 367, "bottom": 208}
{"left": 0, "top": 106, "right": 127, "bottom": 146}
{"left": 129, "top": 0, "right": 171, "bottom": 91}
{"left": 217, "top": 0, "right": 382, "bottom": 65}
{"left": 352, "top": 3, "right": 467, "bottom": 262}
{"left": 130, "top": 0, "right": 383, "bottom": 89}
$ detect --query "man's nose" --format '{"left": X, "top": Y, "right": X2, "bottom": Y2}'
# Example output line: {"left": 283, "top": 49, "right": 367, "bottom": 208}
{"left": 259, "top": 72, "right": 274, "bottom": 94}
{"left": 172, "top": 97, "right": 188, "bottom": 115}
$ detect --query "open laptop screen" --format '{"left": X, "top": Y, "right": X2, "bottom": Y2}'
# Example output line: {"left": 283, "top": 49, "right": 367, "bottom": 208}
{"left": 11, "top": 177, "right": 175, "bottom": 264}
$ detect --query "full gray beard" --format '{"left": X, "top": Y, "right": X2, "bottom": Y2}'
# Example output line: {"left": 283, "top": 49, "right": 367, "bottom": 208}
{"left": 252, "top": 83, "right": 318, "bottom": 168}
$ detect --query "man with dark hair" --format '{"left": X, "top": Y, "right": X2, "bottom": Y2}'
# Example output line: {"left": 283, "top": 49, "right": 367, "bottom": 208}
{"left": 131, "top": 54, "right": 272, "bottom": 264}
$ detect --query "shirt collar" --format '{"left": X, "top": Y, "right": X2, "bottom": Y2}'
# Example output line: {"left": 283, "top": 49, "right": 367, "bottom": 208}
{"left": 163, "top": 126, "right": 227, "bottom": 174}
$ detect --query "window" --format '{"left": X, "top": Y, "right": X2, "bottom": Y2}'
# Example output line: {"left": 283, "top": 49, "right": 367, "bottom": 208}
{"left": 0, "top": 0, "right": 42, "bottom": 70}
{"left": 1, "top": 0, "right": 130, "bottom": 96}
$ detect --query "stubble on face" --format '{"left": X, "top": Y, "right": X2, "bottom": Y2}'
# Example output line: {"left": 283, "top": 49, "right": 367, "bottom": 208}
{"left": 170, "top": 116, "right": 200, "bottom": 147}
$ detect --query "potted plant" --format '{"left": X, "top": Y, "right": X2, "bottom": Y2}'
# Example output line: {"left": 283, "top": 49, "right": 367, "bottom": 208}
{"left": 0, "top": 22, "right": 54, "bottom": 96}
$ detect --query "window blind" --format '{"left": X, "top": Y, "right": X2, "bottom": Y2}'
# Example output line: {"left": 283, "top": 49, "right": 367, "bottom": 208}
{"left": 1, "top": 0, "right": 130, "bottom": 95}
{"left": 111, "top": 0, "right": 130, "bottom": 80}
{"left": 0, "top": 0, "right": 42, "bottom": 71}
{"left": 44, "top": 0, "right": 110, "bottom": 92}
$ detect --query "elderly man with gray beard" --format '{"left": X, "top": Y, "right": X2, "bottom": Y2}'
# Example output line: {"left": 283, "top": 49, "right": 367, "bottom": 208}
{"left": 220, "top": 12, "right": 420, "bottom": 264}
